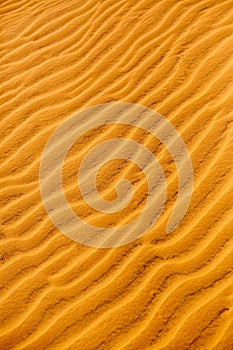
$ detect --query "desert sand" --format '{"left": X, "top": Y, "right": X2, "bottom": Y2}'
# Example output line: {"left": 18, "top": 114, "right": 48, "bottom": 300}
{"left": 0, "top": 0, "right": 233, "bottom": 349}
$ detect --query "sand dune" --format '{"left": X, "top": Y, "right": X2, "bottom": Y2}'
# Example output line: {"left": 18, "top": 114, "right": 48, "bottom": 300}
{"left": 1, "top": 0, "right": 233, "bottom": 349}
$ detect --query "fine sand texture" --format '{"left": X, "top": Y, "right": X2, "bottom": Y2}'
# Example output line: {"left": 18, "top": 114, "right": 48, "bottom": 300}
{"left": 1, "top": 0, "right": 233, "bottom": 349}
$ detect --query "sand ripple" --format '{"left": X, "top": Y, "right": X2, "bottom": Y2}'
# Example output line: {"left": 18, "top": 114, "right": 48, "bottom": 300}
{"left": 0, "top": 0, "right": 233, "bottom": 349}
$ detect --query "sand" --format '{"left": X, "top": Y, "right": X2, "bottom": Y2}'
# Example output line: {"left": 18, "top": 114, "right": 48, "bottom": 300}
{"left": 0, "top": 0, "right": 233, "bottom": 349}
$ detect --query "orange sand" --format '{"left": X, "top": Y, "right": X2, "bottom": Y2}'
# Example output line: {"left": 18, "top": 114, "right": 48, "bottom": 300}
{"left": 0, "top": 0, "right": 233, "bottom": 349}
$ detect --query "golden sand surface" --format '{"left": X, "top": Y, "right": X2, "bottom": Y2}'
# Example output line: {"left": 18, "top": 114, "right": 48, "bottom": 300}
{"left": 1, "top": 0, "right": 233, "bottom": 349}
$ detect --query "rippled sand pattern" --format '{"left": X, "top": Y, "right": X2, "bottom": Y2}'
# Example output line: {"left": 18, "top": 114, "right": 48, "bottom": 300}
{"left": 1, "top": 0, "right": 233, "bottom": 349}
